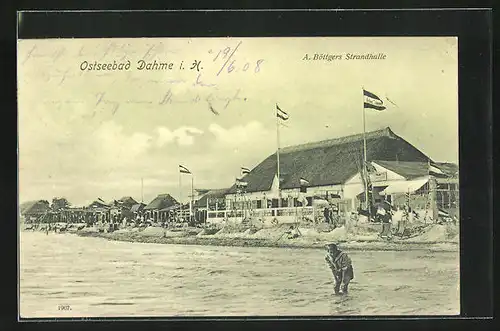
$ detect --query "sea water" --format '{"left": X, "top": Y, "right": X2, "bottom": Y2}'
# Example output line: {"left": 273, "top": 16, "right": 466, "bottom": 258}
{"left": 19, "top": 231, "right": 460, "bottom": 317}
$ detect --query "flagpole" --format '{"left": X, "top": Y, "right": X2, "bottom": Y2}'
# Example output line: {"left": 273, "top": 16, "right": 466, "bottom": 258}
{"left": 427, "top": 159, "right": 438, "bottom": 222}
{"left": 179, "top": 170, "right": 182, "bottom": 221}
{"left": 362, "top": 88, "right": 370, "bottom": 220}
{"left": 276, "top": 104, "right": 281, "bottom": 209}
{"left": 190, "top": 175, "right": 194, "bottom": 223}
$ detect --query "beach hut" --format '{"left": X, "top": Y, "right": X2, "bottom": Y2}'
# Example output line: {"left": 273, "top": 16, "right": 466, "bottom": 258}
{"left": 86, "top": 199, "right": 111, "bottom": 224}
{"left": 20, "top": 200, "right": 50, "bottom": 223}
{"left": 196, "top": 188, "right": 231, "bottom": 224}
{"left": 143, "top": 194, "right": 178, "bottom": 223}
{"left": 117, "top": 196, "right": 138, "bottom": 209}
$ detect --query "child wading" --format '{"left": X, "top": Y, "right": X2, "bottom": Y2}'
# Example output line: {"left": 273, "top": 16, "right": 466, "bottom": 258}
{"left": 324, "top": 243, "right": 354, "bottom": 295}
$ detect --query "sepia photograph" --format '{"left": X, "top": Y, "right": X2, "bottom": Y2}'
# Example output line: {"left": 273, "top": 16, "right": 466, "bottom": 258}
{"left": 18, "top": 36, "right": 460, "bottom": 318}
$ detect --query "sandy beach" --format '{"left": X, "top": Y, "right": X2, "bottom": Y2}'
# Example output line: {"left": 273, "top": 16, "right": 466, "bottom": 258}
{"left": 71, "top": 222, "right": 459, "bottom": 252}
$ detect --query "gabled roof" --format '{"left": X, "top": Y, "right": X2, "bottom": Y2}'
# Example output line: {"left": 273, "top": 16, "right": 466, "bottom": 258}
{"left": 88, "top": 200, "right": 110, "bottom": 209}
{"left": 144, "top": 194, "right": 178, "bottom": 210}
{"left": 227, "top": 127, "right": 430, "bottom": 193}
{"left": 373, "top": 160, "right": 429, "bottom": 180}
{"left": 118, "top": 196, "right": 138, "bottom": 206}
{"left": 21, "top": 200, "right": 50, "bottom": 215}
{"left": 196, "top": 188, "right": 231, "bottom": 208}
{"left": 434, "top": 162, "right": 459, "bottom": 177}
{"left": 374, "top": 160, "right": 458, "bottom": 180}
{"left": 130, "top": 203, "right": 146, "bottom": 212}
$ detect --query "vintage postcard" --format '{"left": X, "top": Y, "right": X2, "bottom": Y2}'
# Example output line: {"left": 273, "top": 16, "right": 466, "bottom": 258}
{"left": 18, "top": 36, "right": 459, "bottom": 318}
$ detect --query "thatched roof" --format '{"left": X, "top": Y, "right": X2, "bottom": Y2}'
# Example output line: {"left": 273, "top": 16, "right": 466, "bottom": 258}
{"left": 88, "top": 200, "right": 110, "bottom": 209}
{"left": 227, "top": 127, "right": 430, "bottom": 193}
{"left": 21, "top": 200, "right": 50, "bottom": 216}
{"left": 118, "top": 196, "right": 138, "bottom": 206}
{"left": 434, "top": 162, "right": 459, "bottom": 177}
{"left": 144, "top": 194, "right": 178, "bottom": 210}
{"left": 196, "top": 188, "right": 231, "bottom": 208}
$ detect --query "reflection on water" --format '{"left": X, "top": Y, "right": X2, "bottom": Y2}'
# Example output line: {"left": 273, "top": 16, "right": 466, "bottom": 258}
{"left": 19, "top": 231, "right": 460, "bottom": 317}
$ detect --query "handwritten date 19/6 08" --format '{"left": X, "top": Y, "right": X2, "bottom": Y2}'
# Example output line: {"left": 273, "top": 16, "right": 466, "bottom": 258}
{"left": 209, "top": 41, "right": 264, "bottom": 76}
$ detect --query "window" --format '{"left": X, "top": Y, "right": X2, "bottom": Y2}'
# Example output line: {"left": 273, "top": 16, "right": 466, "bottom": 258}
{"left": 256, "top": 200, "right": 262, "bottom": 209}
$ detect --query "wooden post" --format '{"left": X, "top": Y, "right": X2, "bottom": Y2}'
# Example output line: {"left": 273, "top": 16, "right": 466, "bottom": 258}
{"left": 429, "top": 176, "right": 438, "bottom": 221}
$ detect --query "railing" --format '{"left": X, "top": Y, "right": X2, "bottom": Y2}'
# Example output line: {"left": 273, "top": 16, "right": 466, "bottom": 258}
{"left": 207, "top": 206, "right": 314, "bottom": 220}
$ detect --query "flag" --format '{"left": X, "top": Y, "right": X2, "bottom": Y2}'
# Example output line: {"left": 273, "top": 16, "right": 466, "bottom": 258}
{"left": 179, "top": 165, "right": 191, "bottom": 174}
{"left": 276, "top": 104, "right": 289, "bottom": 120}
{"left": 363, "top": 89, "right": 386, "bottom": 111}
{"left": 241, "top": 167, "right": 250, "bottom": 175}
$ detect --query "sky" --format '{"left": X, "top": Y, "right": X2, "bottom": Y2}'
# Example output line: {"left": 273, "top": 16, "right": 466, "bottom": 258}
{"left": 17, "top": 37, "right": 458, "bottom": 206}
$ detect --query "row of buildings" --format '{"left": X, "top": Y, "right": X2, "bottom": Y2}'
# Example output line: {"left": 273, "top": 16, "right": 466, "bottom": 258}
{"left": 20, "top": 127, "right": 459, "bottom": 226}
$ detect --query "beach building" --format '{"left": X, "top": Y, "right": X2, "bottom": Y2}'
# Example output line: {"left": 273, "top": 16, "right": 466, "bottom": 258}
{"left": 117, "top": 196, "right": 138, "bottom": 207}
{"left": 20, "top": 200, "right": 50, "bottom": 223}
{"left": 195, "top": 188, "right": 231, "bottom": 224}
{"left": 86, "top": 199, "right": 112, "bottom": 223}
{"left": 130, "top": 203, "right": 146, "bottom": 218}
{"left": 214, "top": 127, "right": 458, "bottom": 224}
{"left": 143, "top": 193, "right": 178, "bottom": 222}
{"left": 109, "top": 196, "right": 139, "bottom": 220}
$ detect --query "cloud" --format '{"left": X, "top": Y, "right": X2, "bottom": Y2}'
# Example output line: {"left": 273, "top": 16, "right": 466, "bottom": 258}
{"left": 208, "top": 121, "right": 271, "bottom": 150}
{"left": 156, "top": 126, "right": 204, "bottom": 147}
{"left": 91, "top": 121, "right": 153, "bottom": 164}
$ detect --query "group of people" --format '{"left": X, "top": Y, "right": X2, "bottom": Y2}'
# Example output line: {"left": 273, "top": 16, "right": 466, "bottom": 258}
{"left": 323, "top": 205, "right": 340, "bottom": 226}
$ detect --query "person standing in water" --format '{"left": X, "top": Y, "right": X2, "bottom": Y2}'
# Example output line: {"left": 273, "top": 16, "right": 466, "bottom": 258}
{"left": 325, "top": 243, "right": 354, "bottom": 295}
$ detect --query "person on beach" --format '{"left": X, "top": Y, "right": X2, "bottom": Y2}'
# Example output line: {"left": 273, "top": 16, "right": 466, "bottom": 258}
{"left": 287, "top": 226, "right": 301, "bottom": 239}
{"left": 323, "top": 207, "right": 331, "bottom": 224}
{"left": 325, "top": 243, "right": 354, "bottom": 295}
{"left": 377, "top": 201, "right": 393, "bottom": 238}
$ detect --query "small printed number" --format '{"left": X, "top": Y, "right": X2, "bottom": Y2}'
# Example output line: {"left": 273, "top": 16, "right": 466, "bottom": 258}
{"left": 58, "top": 305, "right": 71, "bottom": 311}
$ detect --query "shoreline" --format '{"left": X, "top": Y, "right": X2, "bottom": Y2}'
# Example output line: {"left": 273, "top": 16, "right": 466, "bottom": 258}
{"left": 71, "top": 228, "right": 459, "bottom": 252}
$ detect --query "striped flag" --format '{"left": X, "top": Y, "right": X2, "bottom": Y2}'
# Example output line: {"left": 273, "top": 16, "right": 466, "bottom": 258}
{"left": 363, "top": 89, "right": 386, "bottom": 111}
{"left": 241, "top": 167, "right": 250, "bottom": 175}
{"left": 276, "top": 104, "right": 289, "bottom": 120}
{"left": 179, "top": 165, "right": 191, "bottom": 174}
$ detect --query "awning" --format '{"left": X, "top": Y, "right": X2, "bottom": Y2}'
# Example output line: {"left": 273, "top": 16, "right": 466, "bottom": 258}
{"left": 378, "top": 178, "right": 429, "bottom": 194}
{"left": 312, "top": 198, "right": 329, "bottom": 206}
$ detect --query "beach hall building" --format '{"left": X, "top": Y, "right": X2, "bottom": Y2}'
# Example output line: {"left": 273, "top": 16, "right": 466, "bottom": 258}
{"left": 210, "top": 127, "right": 458, "bottom": 224}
